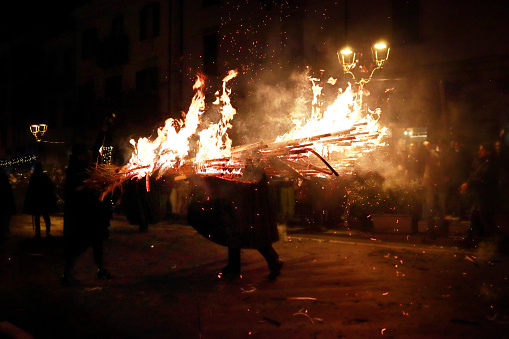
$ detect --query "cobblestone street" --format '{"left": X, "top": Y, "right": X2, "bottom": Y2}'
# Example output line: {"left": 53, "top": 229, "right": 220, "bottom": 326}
{"left": 1, "top": 213, "right": 508, "bottom": 338}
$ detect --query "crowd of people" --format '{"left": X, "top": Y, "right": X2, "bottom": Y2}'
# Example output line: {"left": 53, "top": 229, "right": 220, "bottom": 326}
{"left": 1, "top": 133, "right": 509, "bottom": 284}
{"left": 396, "top": 137, "right": 509, "bottom": 245}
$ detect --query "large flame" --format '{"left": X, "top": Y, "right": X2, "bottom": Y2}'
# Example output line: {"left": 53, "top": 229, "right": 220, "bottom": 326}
{"left": 122, "top": 70, "right": 239, "bottom": 183}
{"left": 196, "top": 69, "right": 238, "bottom": 170}
{"left": 119, "top": 69, "right": 387, "bottom": 186}
{"left": 275, "top": 77, "right": 388, "bottom": 171}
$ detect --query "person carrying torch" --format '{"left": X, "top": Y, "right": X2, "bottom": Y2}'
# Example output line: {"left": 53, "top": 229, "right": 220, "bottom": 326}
{"left": 187, "top": 158, "right": 283, "bottom": 280}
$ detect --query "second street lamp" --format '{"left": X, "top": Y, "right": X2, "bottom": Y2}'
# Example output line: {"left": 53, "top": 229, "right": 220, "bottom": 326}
{"left": 337, "top": 41, "right": 390, "bottom": 85}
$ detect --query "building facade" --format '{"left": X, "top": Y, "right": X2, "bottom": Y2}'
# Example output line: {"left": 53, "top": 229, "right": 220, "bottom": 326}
{"left": 1, "top": 0, "right": 509, "bottom": 165}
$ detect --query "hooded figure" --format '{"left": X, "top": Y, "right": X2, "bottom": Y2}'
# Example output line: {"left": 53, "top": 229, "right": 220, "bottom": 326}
{"left": 61, "top": 143, "right": 112, "bottom": 286}
{"left": 187, "top": 162, "right": 283, "bottom": 280}
{"left": 460, "top": 142, "right": 500, "bottom": 246}
{"left": 23, "top": 162, "right": 58, "bottom": 238}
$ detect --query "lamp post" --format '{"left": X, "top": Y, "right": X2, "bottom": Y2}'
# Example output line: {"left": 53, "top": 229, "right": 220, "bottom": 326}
{"left": 337, "top": 42, "right": 390, "bottom": 85}
{"left": 29, "top": 124, "right": 48, "bottom": 142}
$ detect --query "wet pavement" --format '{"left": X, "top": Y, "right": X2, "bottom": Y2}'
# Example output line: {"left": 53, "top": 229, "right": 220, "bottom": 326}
{"left": 1, "top": 213, "right": 508, "bottom": 338}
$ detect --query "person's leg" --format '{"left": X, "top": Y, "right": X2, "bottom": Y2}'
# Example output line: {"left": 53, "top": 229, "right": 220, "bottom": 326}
{"left": 93, "top": 238, "right": 113, "bottom": 279}
{"left": 258, "top": 245, "right": 283, "bottom": 280}
{"left": 42, "top": 212, "right": 51, "bottom": 236}
{"left": 33, "top": 214, "right": 41, "bottom": 238}
{"left": 465, "top": 206, "right": 481, "bottom": 244}
{"left": 438, "top": 189, "right": 448, "bottom": 234}
{"left": 62, "top": 247, "right": 81, "bottom": 286}
{"left": 221, "top": 247, "right": 241, "bottom": 275}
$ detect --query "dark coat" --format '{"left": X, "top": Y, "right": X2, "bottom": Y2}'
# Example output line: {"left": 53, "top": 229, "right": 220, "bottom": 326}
{"left": 467, "top": 154, "right": 499, "bottom": 211}
{"left": 64, "top": 155, "right": 110, "bottom": 253}
{"left": 23, "top": 169, "right": 58, "bottom": 215}
{"left": 187, "top": 175, "right": 279, "bottom": 249}
{"left": 122, "top": 178, "right": 159, "bottom": 226}
{"left": 0, "top": 171, "right": 16, "bottom": 216}
{"left": 1, "top": 171, "right": 16, "bottom": 237}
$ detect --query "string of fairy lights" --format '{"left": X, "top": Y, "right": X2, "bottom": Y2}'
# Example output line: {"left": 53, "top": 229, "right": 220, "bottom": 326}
{"left": 0, "top": 155, "right": 38, "bottom": 168}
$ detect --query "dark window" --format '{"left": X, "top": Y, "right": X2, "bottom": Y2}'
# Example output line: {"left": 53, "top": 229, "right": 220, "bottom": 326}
{"left": 63, "top": 99, "right": 74, "bottom": 128}
{"left": 0, "top": 88, "right": 8, "bottom": 111}
{"left": 46, "top": 101, "right": 58, "bottom": 127}
{"left": 0, "top": 56, "right": 9, "bottom": 81}
{"left": 392, "top": 0, "right": 420, "bottom": 45}
{"left": 112, "top": 16, "right": 124, "bottom": 36}
{"left": 203, "top": 33, "right": 218, "bottom": 76}
{"left": 82, "top": 28, "right": 99, "bottom": 59}
{"left": 203, "top": 0, "right": 220, "bottom": 7}
{"left": 105, "top": 76, "right": 123, "bottom": 98}
{"left": 47, "top": 55, "right": 57, "bottom": 92}
{"left": 140, "top": 2, "right": 160, "bottom": 40}
{"left": 78, "top": 82, "right": 94, "bottom": 109}
{"left": 63, "top": 49, "right": 74, "bottom": 88}
{"left": 136, "top": 67, "right": 158, "bottom": 94}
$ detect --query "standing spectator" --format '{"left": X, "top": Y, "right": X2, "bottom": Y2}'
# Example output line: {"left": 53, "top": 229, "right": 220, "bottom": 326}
{"left": 0, "top": 169, "right": 16, "bottom": 241}
{"left": 405, "top": 142, "right": 425, "bottom": 181}
{"left": 460, "top": 142, "right": 500, "bottom": 247}
{"left": 444, "top": 140, "right": 471, "bottom": 218}
{"left": 61, "top": 144, "right": 113, "bottom": 286}
{"left": 23, "top": 162, "right": 58, "bottom": 239}
{"left": 494, "top": 139, "right": 509, "bottom": 214}
{"left": 421, "top": 141, "right": 447, "bottom": 234}
{"left": 279, "top": 178, "right": 295, "bottom": 224}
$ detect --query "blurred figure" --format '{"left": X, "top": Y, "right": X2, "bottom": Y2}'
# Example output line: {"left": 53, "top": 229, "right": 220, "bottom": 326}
{"left": 0, "top": 169, "right": 16, "bottom": 241}
{"left": 460, "top": 142, "right": 500, "bottom": 247}
{"left": 405, "top": 142, "right": 425, "bottom": 181}
{"left": 23, "top": 162, "right": 58, "bottom": 239}
{"left": 494, "top": 138, "right": 509, "bottom": 214}
{"left": 169, "top": 177, "right": 190, "bottom": 222}
{"left": 62, "top": 144, "right": 113, "bottom": 286}
{"left": 444, "top": 140, "right": 471, "bottom": 218}
{"left": 122, "top": 177, "right": 158, "bottom": 232}
{"left": 188, "top": 161, "right": 283, "bottom": 280}
{"left": 421, "top": 141, "right": 447, "bottom": 235}
{"left": 279, "top": 178, "right": 295, "bottom": 224}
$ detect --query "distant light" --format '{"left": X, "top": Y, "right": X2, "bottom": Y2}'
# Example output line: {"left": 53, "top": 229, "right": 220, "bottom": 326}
{"left": 374, "top": 43, "right": 387, "bottom": 50}
{"left": 341, "top": 48, "right": 353, "bottom": 55}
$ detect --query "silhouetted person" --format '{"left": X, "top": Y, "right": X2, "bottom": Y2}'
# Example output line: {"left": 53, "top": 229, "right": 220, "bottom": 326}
{"left": 122, "top": 177, "right": 158, "bottom": 232}
{"left": 188, "top": 162, "right": 283, "bottom": 280}
{"left": 443, "top": 140, "right": 470, "bottom": 218}
{"left": 405, "top": 142, "right": 424, "bottom": 181}
{"left": 23, "top": 162, "right": 58, "bottom": 239}
{"left": 421, "top": 141, "right": 447, "bottom": 234}
{"left": 0, "top": 169, "right": 16, "bottom": 241}
{"left": 61, "top": 143, "right": 112, "bottom": 286}
{"left": 494, "top": 138, "right": 509, "bottom": 214}
{"left": 460, "top": 142, "right": 500, "bottom": 247}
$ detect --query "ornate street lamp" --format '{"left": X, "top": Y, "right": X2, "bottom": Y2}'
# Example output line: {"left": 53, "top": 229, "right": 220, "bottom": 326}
{"left": 29, "top": 124, "right": 48, "bottom": 142}
{"left": 338, "top": 47, "right": 356, "bottom": 73}
{"left": 337, "top": 41, "right": 390, "bottom": 85}
{"left": 372, "top": 42, "right": 390, "bottom": 68}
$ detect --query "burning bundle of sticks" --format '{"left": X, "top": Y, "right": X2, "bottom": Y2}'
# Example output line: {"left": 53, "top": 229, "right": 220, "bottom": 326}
{"left": 86, "top": 121, "right": 381, "bottom": 199}
{"left": 85, "top": 70, "right": 388, "bottom": 198}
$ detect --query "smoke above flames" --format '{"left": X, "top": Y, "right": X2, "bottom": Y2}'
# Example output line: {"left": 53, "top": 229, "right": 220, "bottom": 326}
{"left": 119, "top": 66, "right": 400, "bottom": 184}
